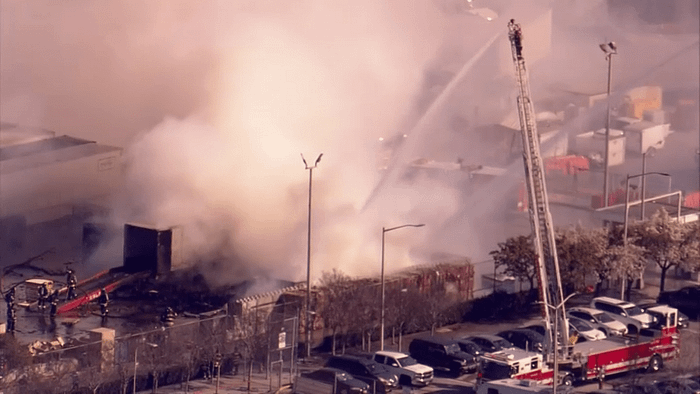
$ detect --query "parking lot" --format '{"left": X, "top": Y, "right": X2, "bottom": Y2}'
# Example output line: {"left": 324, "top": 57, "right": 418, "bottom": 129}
{"left": 350, "top": 320, "right": 700, "bottom": 393}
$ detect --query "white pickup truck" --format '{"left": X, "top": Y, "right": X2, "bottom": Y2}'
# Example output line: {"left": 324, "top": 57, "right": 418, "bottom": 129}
{"left": 372, "top": 351, "right": 434, "bottom": 387}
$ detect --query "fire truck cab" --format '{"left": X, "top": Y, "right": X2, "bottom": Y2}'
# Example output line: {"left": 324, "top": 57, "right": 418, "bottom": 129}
{"left": 479, "top": 349, "right": 550, "bottom": 384}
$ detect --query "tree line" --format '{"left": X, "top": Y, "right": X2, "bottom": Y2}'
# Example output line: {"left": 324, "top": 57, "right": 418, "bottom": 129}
{"left": 490, "top": 208, "right": 700, "bottom": 298}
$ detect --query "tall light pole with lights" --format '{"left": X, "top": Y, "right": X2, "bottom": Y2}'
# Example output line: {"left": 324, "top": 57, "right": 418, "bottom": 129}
{"left": 302, "top": 153, "right": 322, "bottom": 358}
{"left": 380, "top": 223, "right": 425, "bottom": 351}
{"left": 600, "top": 41, "right": 617, "bottom": 207}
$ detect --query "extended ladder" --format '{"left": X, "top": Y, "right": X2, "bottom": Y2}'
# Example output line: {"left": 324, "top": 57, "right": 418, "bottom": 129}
{"left": 507, "top": 20, "right": 568, "bottom": 363}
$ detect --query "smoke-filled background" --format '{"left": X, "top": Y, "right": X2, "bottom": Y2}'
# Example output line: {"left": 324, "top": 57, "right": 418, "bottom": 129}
{"left": 2, "top": 0, "right": 698, "bottom": 288}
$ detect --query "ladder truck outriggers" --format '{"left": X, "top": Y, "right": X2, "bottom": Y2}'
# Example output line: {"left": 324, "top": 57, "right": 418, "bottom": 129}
{"left": 476, "top": 20, "right": 680, "bottom": 389}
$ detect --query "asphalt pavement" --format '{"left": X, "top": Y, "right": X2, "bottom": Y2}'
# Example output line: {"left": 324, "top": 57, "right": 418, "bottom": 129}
{"left": 136, "top": 372, "right": 287, "bottom": 394}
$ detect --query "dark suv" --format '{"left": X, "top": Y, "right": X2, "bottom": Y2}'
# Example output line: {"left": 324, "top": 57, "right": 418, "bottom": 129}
{"left": 408, "top": 337, "right": 477, "bottom": 376}
{"left": 496, "top": 329, "right": 544, "bottom": 353}
{"left": 325, "top": 355, "right": 398, "bottom": 393}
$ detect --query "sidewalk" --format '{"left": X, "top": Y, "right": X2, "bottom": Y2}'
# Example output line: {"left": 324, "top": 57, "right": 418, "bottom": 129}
{"left": 137, "top": 372, "right": 292, "bottom": 394}
{"left": 633, "top": 263, "right": 699, "bottom": 302}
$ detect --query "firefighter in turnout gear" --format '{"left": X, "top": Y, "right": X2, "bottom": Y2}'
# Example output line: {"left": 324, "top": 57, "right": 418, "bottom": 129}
{"left": 4, "top": 288, "right": 16, "bottom": 333}
{"left": 97, "top": 288, "right": 109, "bottom": 318}
{"left": 49, "top": 290, "right": 59, "bottom": 318}
{"left": 6, "top": 302, "right": 16, "bottom": 334}
{"left": 161, "top": 306, "right": 176, "bottom": 327}
{"left": 66, "top": 269, "right": 77, "bottom": 301}
{"left": 508, "top": 19, "right": 523, "bottom": 58}
{"left": 4, "top": 288, "right": 15, "bottom": 306}
{"left": 38, "top": 282, "right": 50, "bottom": 310}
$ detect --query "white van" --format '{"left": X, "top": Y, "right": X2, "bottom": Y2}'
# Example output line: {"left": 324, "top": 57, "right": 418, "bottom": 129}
{"left": 590, "top": 297, "right": 656, "bottom": 332}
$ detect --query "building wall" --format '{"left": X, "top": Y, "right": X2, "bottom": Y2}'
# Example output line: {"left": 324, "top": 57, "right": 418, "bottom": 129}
{"left": 0, "top": 141, "right": 123, "bottom": 224}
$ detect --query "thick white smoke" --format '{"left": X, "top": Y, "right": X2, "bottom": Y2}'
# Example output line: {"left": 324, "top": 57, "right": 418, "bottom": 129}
{"left": 105, "top": 1, "right": 454, "bottom": 285}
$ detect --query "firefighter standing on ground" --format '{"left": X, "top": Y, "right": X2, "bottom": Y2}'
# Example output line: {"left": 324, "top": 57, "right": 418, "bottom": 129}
{"left": 38, "top": 282, "right": 49, "bottom": 310}
{"left": 66, "top": 269, "right": 77, "bottom": 300}
{"left": 49, "top": 290, "right": 59, "bottom": 318}
{"left": 97, "top": 288, "right": 109, "bottom": 318}
{"left": 5, "top": 288, "right": 16, "bottom": 333}
{"left": 4, "top": 288, "right": 15, "bottom": 307}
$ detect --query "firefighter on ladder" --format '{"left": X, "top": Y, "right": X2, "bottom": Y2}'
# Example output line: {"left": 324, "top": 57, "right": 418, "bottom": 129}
{"left": 97, "top": 288, "right": 109, "bottom": 318}
{"left": 508, "top": 19, "right": 523, "bottom": 59}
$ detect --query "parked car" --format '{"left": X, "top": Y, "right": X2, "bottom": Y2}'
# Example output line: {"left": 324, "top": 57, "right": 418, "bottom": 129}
{"left": 408, "top": 337, "right": 477, "bottom": 376}
{"left": 521, "top": 318, "right": 601, "bottom": 346}
{"left": 496, "top": 329, "right": 544, "bottom": 353}
{"left": 462, "top": 334, "right": 515, "bottom": 353}
{"left": 294, "top": 367, "right": 370, "bottom": 394}
{"left": 522, "top": 322, "right": 546, "bottom": 336}
{"left": 590, "top": 296, "right": 656, "bottom": 332}
{"left": 657, "top": 285, "right": 700, "bottom": 320}
{"left": 325, "top": 355, "right": 398, "bottom": 394}
{"left": 637, "top": 300, "right": 690, "bottom": 329}
{"left": 455, "top": 339, "right": 483, "bottom": 360}
{"left": 568, "top": 316, "right": 606, "bottom": 342}
{"left": 654, "top": 377, "right": 700, "bottom": 394}
{"left": 372, "top": 351, "right": 433, "bottom": 387}
{"left": 567, "top": 306, "right": 628, "bottom": 336}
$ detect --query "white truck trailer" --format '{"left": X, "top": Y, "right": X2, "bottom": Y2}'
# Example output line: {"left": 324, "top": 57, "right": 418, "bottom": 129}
{"left": 573, "top": 128, "right": 625, "bottom": 167}
{"left": 622, "top": 121, "right": 672, "bottom": 155}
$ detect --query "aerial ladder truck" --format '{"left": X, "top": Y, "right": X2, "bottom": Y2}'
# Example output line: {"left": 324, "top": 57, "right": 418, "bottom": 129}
{"left": 508, "top": 17, "right": 571, "bottom": 377}
{"left": 477, "top": 21, "right": 680, "bottom": 389}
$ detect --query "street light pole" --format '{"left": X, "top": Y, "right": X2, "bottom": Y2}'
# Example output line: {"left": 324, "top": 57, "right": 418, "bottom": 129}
{"left": 380, "top": 223, "right": 425, "bottom": 351}
{"left": 540, "top": 292, "right": 577, "bottom": 394}
{"left": 623, "top": 171, "right": 670, "bottom": 300}
{"left": 302, "top": 153, "right": 323, "bottom": 358}
{"left": 600, "top": 42, "right": 617, "bottom": 207}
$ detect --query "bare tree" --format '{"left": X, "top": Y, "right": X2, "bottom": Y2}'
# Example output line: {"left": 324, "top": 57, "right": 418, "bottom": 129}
{"left": 114, "top": 353, "right": 133, "bottom": 394}
{"left": 390, "top": 287, "right": 422, "bottom": 351}
{"left": 319, "top": 269, "right": 354, "bottom": 355}
{"left": 235, "top": 308, "right": 269, "bottom": 391}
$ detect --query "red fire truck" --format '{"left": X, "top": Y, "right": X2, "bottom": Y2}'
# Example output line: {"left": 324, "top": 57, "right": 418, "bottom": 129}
{"left": 478, "top": 305, "right": 680, "bottom": 385}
